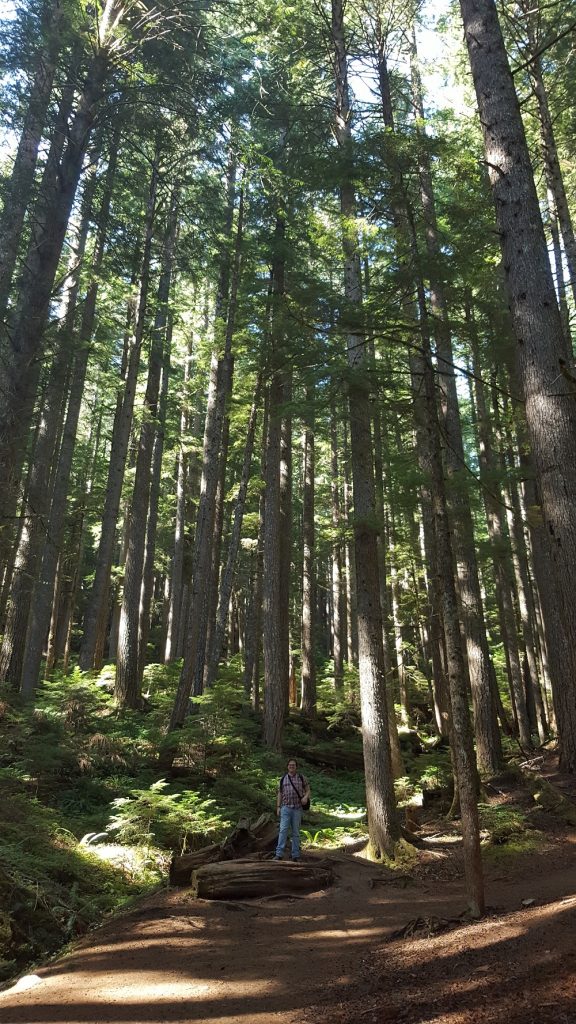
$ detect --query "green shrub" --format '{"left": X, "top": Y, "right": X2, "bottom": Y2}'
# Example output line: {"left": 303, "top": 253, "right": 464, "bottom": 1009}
{"left": 105, "top": 779, "right": 228, "bottom": 853}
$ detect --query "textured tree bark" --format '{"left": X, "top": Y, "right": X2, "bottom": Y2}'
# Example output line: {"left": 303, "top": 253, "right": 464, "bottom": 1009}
{"left": 498, "top": 390, "right": 548, "bottom": 742}
{"left": 342, "top": 425, "right": 358, "bottom": 667}
{"left": 301, "top": 386, "right": 317, "bottom": 713}
{"left": 260, "top": 216, "right": 288, "bottom": 747}
{"left": 0, "top": 1, "right": 63, "bottom": 317}
{"left": 0, "top": 168, "right": 96, "bottom": 690}
{"left": 79, "top": 162, "right": 158, "bottom": 671}
{"left": 196, "top": 860, "right": 334, "bottom": 900}
{"left": 331, "top": 0, "right": 398, "bottom": 858}
{"left": 116, "top": 190, "right": 178, "bottom": 707}
{"left": 200, "top": 177, "right": 244, "bottom": 692}
{"left": 459, "top": 0, "right": 576, "bottom": 770}
{"left": 0, "top": 74, "right": 79, "bottom": 608}
{"left": 524, "top": 11, "right": 576, "bottom": 314}
{"left": 417, "top": 337, "right": 485, "bottom": 916}
{"left": 19, "top": 141, "right": 118, "bottom": 696}
{"left": 329, "top": 403, "right": 345, "bottom": 693}
{"left": 546, "top": 194, "right": 571, "bottom": 348}
{"left": 468, "top": 318, "right": 532, "bottom": 750}
{"left": 206, "top": 375, "right": 262, "bottom": 689}
{"left": 410, "top": 35, "right": 501, "bottom": 774}
{"left": 164, "top": 335, "right": 193, "bottom": 662}
{"left": 168, "top": 339, "right": 228, "bottom": 726}
{"left": 0, "top": 36, "right": 116, "bottom": 531}
{"left": 279, "top": 369, "right": 293, "bottom": 713}
{"left": 263, "top": 365, "right": 285, "bottom": 748}
{"left": 138, "top": 316, "right": 173, "bottom": 681}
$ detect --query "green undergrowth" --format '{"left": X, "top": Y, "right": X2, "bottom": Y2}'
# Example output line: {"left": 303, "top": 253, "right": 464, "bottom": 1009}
{"left": 478, "top": 802, "right": 545, "bottom": 862}
{"left": 0, "top": 661, "right": 546, "bottom": 987}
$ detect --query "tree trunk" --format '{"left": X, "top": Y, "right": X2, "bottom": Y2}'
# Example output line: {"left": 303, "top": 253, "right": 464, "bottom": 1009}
{"left": 331, "top": 0, "right": 398, "bottom": 859}
{"left": 0, "top": 169, "right": 96, "bottom": 690}
{"left": 468, "top": 313, "right": 532, "bottom": 750}
{"left": 19, "top": 140, "right": 118, "bottom": 696}
{"left": 164, "top": 335, "right": 194, "bottom": 662}
{"left": 138, "top": 316, "right": 173, "bottom": 680}
{"left": 458, "top": 0, "right": 576, "bottom": 771}
{"left": 79, "top": 161, "right": 158, "bottom": 671}
{"left": 116, "top": 189, "right": 178, "bottom": 707}
{"left": 0, "top": 1, "right": 63, "bottom": 316}
{"left": 206, "top": 374, "right": 262, "bottom": 689}
{"left": 0, "top": 33, "right": 117, "bottom": 541}
{"left": 410, "top": 32, "right": 501, "bottom": 774}
{"left": 526, "top": 17, "right": 576, "bottom": 313}
{"left": 329, "top": 403, "right": 345, "bottom": 693}
{"left": 301, "top": 386, "right": 316, "bottom": 713}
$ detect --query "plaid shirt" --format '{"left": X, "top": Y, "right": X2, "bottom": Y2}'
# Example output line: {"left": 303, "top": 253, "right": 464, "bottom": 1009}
{"left": 279, "top": 772, "right": 308, "bottom": 809}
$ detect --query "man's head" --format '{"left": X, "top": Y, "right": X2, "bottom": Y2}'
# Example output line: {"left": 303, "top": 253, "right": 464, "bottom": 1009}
{"left": 287, "top": 758, "right": 298, "bottom": 775}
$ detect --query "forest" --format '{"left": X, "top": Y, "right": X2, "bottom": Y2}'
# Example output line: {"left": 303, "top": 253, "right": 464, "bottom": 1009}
{"left": 0, "top": 0, "right": 576, "bottom": 1016}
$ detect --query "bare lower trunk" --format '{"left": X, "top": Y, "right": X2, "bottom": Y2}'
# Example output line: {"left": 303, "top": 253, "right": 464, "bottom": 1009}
{"left": 116, "top": 192, "right": 178, "bottom": 707}
{"left": 329, "top": 404, "right": 345, "bottom": 692}
{"left": 331, "top": 0, "right": 398, "bottom": 858}
{"left": 80, "top": 165, "right": 158, "bottom": 671}
{"left": 300, "top": 388, "right": 316, "bottom": 713}
{"left": 164, "top": 337, "right": 194, "bottom": 662}
{"left": 206, "top": 375, "right": 262, "bottom": 689}
{"left": 469, "top": 317, "right": 532, "bottom": 749}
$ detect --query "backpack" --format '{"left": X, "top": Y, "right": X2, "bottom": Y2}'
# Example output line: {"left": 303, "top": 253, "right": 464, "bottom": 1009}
{"left": 280, "top": 772, "right": 310, "bottom": 811}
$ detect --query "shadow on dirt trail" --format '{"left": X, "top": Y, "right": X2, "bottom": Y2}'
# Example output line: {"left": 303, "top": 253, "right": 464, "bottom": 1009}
{"left": 1, "top": 843, "right": 575, "bottom": 1024}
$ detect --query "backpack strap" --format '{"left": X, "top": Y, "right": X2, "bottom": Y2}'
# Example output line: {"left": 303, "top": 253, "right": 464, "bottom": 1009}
{"left": 287, "top": 773, "right": 304, "bottom": 799}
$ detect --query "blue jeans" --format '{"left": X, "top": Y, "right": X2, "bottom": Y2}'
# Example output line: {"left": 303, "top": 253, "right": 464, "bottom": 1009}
{"left": 275, "top": 806, "right": 303, "bottom": 859}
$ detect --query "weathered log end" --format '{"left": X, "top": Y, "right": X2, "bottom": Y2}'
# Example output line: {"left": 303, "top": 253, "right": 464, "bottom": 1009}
{"left": 195, "top": 859, "right": 334, "bottom": 900}
{"left": 170, "top": 813, "right": 279, "bottom": 887}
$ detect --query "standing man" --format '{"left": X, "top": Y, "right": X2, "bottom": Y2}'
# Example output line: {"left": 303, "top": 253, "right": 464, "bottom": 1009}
{"left": 275, "top": 758, "right": 311, "bottom": 862}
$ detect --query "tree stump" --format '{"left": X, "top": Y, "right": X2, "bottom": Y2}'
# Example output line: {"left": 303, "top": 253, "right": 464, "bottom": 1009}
{"left": 195, "top": 859, "right": 334, "bottom": 900}
{"left": 170, "top": 813, "right": 279, "bottom": 886}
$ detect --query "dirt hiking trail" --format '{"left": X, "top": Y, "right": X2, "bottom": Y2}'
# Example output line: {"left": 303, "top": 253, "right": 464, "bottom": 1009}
{"left": 1, "top": 833, "right": 575, "bottom": 1024}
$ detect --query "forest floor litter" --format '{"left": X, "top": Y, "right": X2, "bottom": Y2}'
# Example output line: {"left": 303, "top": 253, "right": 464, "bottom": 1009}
{"left": 1, "top": 762, "right": 575, "bottom": 1024}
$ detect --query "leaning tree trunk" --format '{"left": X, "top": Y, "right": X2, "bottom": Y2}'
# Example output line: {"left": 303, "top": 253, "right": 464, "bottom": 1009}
{"left": 459, "top": 0, "right": 576, "bottom": 771}
{"left": 331, "top": 0, "right": 398, "bottom": 859}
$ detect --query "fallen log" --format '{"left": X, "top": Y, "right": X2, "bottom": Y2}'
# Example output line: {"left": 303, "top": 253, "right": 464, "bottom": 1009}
{"left": 169, "top": 843, "right": 222, "bottom": 883}
{"left": 195, "top": 859, "right": 334, "bottom": 900}
{"left": 290, "top": 745, "right": 364, "bottom": 771}
{"left": 170, "top": 813, "right": 278, "bottom": 886}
